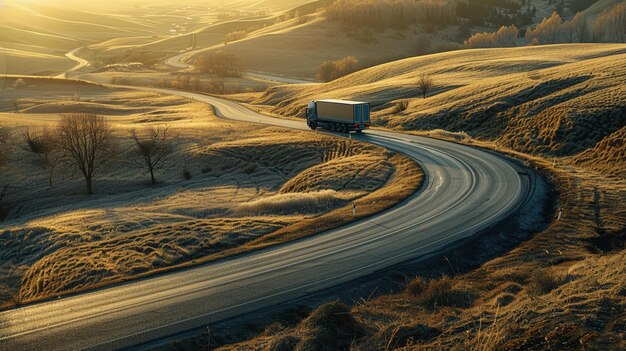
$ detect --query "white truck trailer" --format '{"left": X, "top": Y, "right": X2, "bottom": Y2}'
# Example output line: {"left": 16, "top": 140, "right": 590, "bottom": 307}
{"left": 305, "top": 99, "right": 370, "bottom": 133}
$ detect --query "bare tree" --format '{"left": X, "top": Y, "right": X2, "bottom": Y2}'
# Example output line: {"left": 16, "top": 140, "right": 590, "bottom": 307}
{"left": 0, "top": 126, "right": 12, "bottom": 211}
{"left": 55, "top": 114, "right": 115, "bottom": 194}
{"left": 571, "top": 12, "right": 589, "bottom": 42}
{"left": 417, "top": 73, "right": 434, "bottom": 99}
{"left": 195, "top": 51, "right": 243, "bottom": 77}
{"left": 595, "top": 4, "right": 626, "bottom": 42}
{"left": 131, "top": 125, "right": 173, "bottom": 185}
{"left": 316, "top": 56, "right": 360, "bottom": 82}
{"left": 0, "top": 126, "right": 11, "bottom": 169}
{"left": 525, "top": 12, "right": 564, "bottom": 44}
{"left": 22, "top": 128, "right": 56, "bottom": 165}
{"left": 464, "top": 25, "right": 518, "bottom": 48}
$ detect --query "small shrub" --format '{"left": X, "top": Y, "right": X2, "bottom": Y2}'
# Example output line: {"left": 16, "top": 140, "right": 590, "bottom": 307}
{"left": 182, "top": 167, "right": 192, "bottom": 180}
{"left": 22, "top": 128, "right": 56, "bottom": 165}
{"left": 268, "top": 335, "right": 300, "bottom": 351}
{"left": 394, "top": 99, "right": 409, "bottom": 113}
{"left": 235, "top": 190, "right": 339, "bottom": 215}
{"left": 316, "top": 56, "right": 360, "bottom": 82}
{"left": 427, "top": 129, "right": 471, "bottom": 141}
{"left": 13, "top": 78, "right": 26, "bottom": 89}
{"left": 410, "top": 275, "right": 476, "bottom": 308}
{"left": 375, "top": 323, "right": 440, "bottom": 349}
{"left": 406, "top": 276, "right": 427, "bottom": 297}
{"left": 195, "top": 51, "right": 243, "bottom": 77}
{"left": 296, "top": 301, "right": 364, "bottom": 351}
{"left": 264, "top": 322, "right": 286, "bottom": 336}
{"left": 527, "top": 268, "right": 562, "bottom": 296}
{"left": 225, "top": 30, "right": 246, "bottom": 43}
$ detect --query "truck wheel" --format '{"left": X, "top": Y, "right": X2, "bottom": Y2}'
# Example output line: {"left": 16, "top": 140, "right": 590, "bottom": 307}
{"left": 330, "top": 123, "right": 337, "bottom": 132}
{"left": 341, "top": 124, "right": 348, "bottom": 134}
{"left": 309, "top": 122, "right": 317, "bottom": 130}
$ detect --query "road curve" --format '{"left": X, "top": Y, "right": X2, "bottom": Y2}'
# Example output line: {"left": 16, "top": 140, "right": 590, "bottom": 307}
{"left": 55, "top": 47, "right": 88, "bottom": 79}
{"left": 164, "top": 48, "right": 314, "bottom": 85}
{"left": 0, "top": 87, "right": 530, "bottom": 351}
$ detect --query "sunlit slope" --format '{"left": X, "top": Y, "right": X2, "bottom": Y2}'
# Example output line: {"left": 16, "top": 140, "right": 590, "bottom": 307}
{"left": 254, "top": 0, "right": 319, "bottom": 11}
{"left": 0, "top": 2, "right": 158, "bottom": 74}
{"left": 583, "top": 0, "right": 626, "bottom": 17}
{"left": 0, "top": 3, "right": 156, "bottom": 46}
{"left": 256, "top": 44, "right": 626, "bottom": 176}
{"left": 91, "top": 17, "right": 274, "bottom": 57}
{"left": 186, "top": 15, "right": 425, "bottom": 79}
{"left": 0, "top": 48, "right": 74, "bottom": 76}
{"left": 90, "top": 0, "right": 320, "bottom": 64}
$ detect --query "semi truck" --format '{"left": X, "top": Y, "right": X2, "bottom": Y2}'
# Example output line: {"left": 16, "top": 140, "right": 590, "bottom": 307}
{"left": 305, "top": 99, "right": 370, "bottom": 133}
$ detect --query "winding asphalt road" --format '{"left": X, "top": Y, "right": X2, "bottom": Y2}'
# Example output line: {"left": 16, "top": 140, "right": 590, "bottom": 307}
{"left": 3, "top": 40, "right": 533, "bottom": 350}
{"left": 54, "top": 47, "right": 88, "bottom": 79}
{"left": 0, "top": 86, "right": 530, "bottom": 351}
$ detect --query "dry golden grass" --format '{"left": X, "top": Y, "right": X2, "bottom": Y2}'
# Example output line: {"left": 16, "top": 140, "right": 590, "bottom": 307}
{"left": 185, "top": 14, "right": 459, "bottom": 80}
{"left": 235, "top": 190, "right": 342, "bottom": 216}
{"left": 254, "top": 44, "right": 626, "bottom": 177}
{"left": 0, "top": 2, "right": 164, "bottom": 75}
{"left": 0, "top": 80, "right": 423, "bottom": 307}
{"left": 571, "top": 126, "right": 626, "bottom": 178}
{"left": 211, "top": 136, "right": 625, "bottom": 351}
{"left": 207, "top": 45, "right": 625, "bottom": 351}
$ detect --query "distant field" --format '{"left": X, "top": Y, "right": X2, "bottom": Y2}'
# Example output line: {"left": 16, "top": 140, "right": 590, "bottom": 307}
{"left": 0, "top": 2, "right": 160, "bottom": 75}
{"left": 0, "top": 0, "right": 287, "bottom": 75}
{"left": 0, "top": 78, "right": 422, "bottom": 307}
{"left": 183, "top": 15, "right": 457, "bottom": 79}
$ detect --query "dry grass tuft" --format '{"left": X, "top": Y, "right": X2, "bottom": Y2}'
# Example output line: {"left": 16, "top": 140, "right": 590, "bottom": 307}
{"left": 267, "top": 335, "right": 300, "bottom": 351}
{"left": 197, "top": 44, "right": 626, "bottom": 351}
{"left": 235, "top": 190, "right": 341, "bottom": 215}
{"left": 407, "top": 275, "right": 477, "bottom": 309}
{"left": 526, "top": 268, "right": 563, "bottom": 297}
{"left": 405, "top": 276, "right": 428, "bottom": 297}
{"left": 0, "top": 82, "right": 424, "bottom": 307}
{"left": 297, "top": 301, "right": 364, "bottom": 351}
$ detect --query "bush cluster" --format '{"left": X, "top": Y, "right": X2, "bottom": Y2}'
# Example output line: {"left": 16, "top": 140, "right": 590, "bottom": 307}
{"left": 195, "top": 51, "right": 243, "bottom": 77}
{"left": 526, "top": 6, "right": 626, "bottom": 45}
{"left": 464, "top": 25, "right": 518, "bottom": 48}
{"left": 325, "top": 0, "right": 456, "bottom": 29}
{"left": 316, "top": 56, "right": 360, "bottom": 82}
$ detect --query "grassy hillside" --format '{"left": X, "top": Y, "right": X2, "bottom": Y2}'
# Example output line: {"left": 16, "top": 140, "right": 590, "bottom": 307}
{"left": 89, "top": 17, "right": 275, "bottom": 62}
{"left": 86, "top": 0, "right": 319, "bottom": 67}
{"left": 178, "top": 44, "right": 626, "bottom": 351}
{"left": 184, "top": 14, "right": 457, "bottom": 79}
{"left": 254, "top": 44, "right": 626, "bottom": 177}
{"left": 583, "top": 0, "right": 626, "bottom": 17}
{"left": 214, "top": 160, "right": 626, "bottom": 351}
{"left": 0, "top": 2, "right": 160, "bottom": 75}
{"left": 0, "top": 78, "right": 422, "bottom": 307}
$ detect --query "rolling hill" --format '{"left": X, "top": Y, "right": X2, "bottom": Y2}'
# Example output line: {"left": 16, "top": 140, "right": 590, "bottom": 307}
{"left": 253, "top": 43, "right": 626, "bottom": 177}
{"left": 0, "top": 2, "right": 160, "bottom": 75}
{"left": 186, "top": 43, "right": 626, "bottom": 351}
{"left": 183, "top": 13, "right": 456, "bottom": 80}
